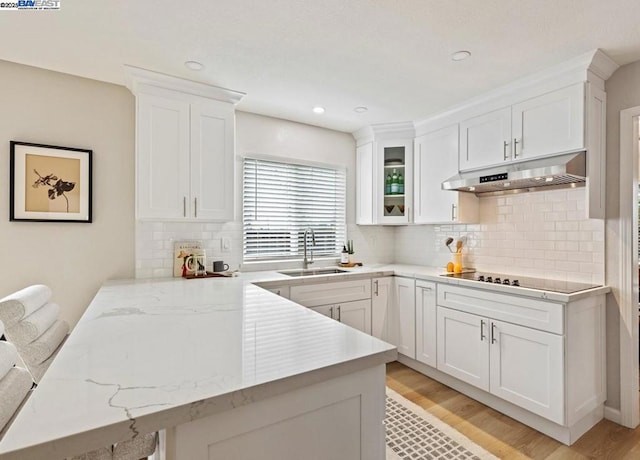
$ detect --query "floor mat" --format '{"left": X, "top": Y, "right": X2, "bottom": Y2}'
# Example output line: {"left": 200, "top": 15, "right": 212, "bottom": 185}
{"left": 386, "top": 387, "right": 498, "bottom": 460}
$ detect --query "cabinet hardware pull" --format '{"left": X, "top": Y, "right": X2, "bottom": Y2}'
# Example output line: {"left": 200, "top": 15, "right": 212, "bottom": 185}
{"left": 503, "top": 140, "right": 509, "bottom": 160}
{"left": 421, "top": 287, "right": 432, "bottom": 291}
{"left": 513, "top": 138, "right": 519, "bottom": 158}
{"left": 374, "top": 280, "right": 379, "bottom": 296}
{"left": 480, "top": 320, "right": 486, "bottom": 341}
{"left": 330, "top": 306, "right": 334, "bottom": 318}
{"left": 337, "top": 305, "right": 341, "bottom": 321}
{"left": 183, "top": 197, "right": 186, "bottom": 217}
{"left": 194, "top": 197, "right": 198, "bottom": 218}
{"left": 451, "top": 204, "right": 457, "bottom": 221}
{"left": 491, "top": 323, "right": 497, "bottom": 344}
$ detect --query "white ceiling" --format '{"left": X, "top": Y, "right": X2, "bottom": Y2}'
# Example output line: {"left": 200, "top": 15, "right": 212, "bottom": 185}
{"left": 1, "top": 0, "right": 640, "bottom": 133}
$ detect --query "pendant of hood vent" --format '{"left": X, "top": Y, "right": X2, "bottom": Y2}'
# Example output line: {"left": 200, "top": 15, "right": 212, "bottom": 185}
{"left": 442, "top": 151, "right": 586, "bottom": 196}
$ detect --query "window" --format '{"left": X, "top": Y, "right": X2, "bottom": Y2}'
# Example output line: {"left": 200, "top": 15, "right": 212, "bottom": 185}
{"left": 243, "top": 157, "right": 346, "bottom": 262}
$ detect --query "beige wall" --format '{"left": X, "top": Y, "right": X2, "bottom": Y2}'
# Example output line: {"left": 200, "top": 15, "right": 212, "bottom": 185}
{"left": 0, "top": 60, "right": 135, "bottom": 327}
{"left": 604, "top": 59, "right": 640, "bottom": 409}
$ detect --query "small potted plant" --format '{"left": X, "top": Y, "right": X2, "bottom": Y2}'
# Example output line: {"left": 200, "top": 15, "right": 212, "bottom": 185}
{"left": 347, "top": 239, "right": 354, "bottom": 264}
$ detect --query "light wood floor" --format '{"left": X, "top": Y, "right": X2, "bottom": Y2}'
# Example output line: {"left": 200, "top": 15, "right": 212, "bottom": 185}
{"left": 386, "top": 361, "right": 640, "bottom": 459}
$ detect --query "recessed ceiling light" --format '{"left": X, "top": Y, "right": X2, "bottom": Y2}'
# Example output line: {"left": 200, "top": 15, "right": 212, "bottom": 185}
{"left": 451, "top": 50, "right": 471, "bottom": 62}
{"left": 503, "top": 182, "right": 511, "bottom": 187}
{"left": 184, "top": 60, "right": 204, "bottom": 71}
{"left": 354, "top": 106, "right": 368, "bottom": 113}
{"left": 313, "top": 106, "right": 325, "bottom": 114}
{"left": 545, "top": 177, "right": 554, "bottom": 182}
{"left": 468, "top": 186, "right": 475, "bottom": 192}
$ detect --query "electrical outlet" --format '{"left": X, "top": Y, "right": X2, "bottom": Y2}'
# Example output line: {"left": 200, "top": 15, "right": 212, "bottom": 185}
{"left": 222, "top": 237, "right": 231, "bottom": 253}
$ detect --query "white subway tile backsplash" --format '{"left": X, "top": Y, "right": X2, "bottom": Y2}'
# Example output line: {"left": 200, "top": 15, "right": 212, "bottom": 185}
{"left": 136, "top": 189, "right": 604, "bottom": 284}
{"left": 135, "top": 219, "right": 396, "bottom": 280}
{"left": 394, "top": 188, "right": 604, "bottom": 284}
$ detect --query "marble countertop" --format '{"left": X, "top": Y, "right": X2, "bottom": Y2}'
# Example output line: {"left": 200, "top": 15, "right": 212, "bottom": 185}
{"left": 254, "top": 263, "right": 610, "bottom": 303}
{"left": 0, "top": 263, "right": 609, "bottom": 458}
{"left": 0, "top": 276, "right": 396, "bottom": 459}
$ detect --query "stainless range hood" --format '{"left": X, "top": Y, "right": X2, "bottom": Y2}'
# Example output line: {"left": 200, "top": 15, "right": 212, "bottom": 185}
{"left": 442, "top": 151, "right": 586, "bottom": 196}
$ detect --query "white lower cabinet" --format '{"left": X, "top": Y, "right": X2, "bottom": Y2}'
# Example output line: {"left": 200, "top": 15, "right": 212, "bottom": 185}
{"left": 436, "top": 305, "right": 564, "bottom": 424}
{"left": 371, "top": 277, "right": 392, "bottom": 340}
{"left": 264, "top": 285, "right": 290, "bottom": 299}
{"left": 292, "top": 280, "right": 372, "bottom": 335}
{"left": 310, "top": 304, "right": 334, "bottom": 319}
{"left": 415, "top": 280, "right": 437, "bottom": 367}
{"left": 311, "top": 300, "right": 372, "bottom": 335}
{"left": 338, "top": 299, "right": 372, "bottom": 334}
{"left": 436, "top": 306, "right": 490, "bottom": 391}
{"left": 489, "top": 319, "right": 564, "bottom": 424}
{"left": 387, "top": 277, "right": 416, "bottom": 359}
{"left": 370, "top": 276, "right": 416, "bottom": 358}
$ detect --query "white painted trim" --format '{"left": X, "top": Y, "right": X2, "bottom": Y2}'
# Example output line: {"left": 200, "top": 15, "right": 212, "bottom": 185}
{"left": 604, "top": 405, "right": 622, "bottom": 425}
{"left": 370, "top": 121, "right": 416, "bottom": 139}
{"left": 398, "top": 355, "right": 603, "bottom": 445}
{"left": 618, "top": 106, "right": 640, "bottom": 428}
{"left": 413, "top": 49, "right": 619, "bottom": 137}
{"left": 124, "top": 65, "right": 245, "bottom": 104}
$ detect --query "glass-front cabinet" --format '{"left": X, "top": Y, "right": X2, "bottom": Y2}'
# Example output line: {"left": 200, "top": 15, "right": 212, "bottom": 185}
{"left": 377, "top": 139, "right": 413, "bottom": 224}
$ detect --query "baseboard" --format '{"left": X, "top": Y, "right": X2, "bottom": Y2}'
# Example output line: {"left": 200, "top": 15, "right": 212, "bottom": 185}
{"left": 397, "top": 355, "right": 603, "bottom": 445}
{"left": 603, "top": 405, "right": 622, "bottom": 424}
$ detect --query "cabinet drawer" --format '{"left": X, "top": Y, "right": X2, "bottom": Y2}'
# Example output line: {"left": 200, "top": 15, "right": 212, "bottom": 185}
{"left": 437, "top": 285, "right": 563, "bottom": 334}
{"left": 290, "top": 279, "right": 372, "bottom": 307}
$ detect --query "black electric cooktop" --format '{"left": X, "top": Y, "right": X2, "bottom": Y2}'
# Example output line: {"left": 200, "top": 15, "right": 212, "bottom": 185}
{"left": 440, "top": 271, "right": 602, "bottom": 294}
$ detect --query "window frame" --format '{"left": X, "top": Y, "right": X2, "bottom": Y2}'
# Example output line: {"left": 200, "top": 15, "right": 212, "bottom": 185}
{"left": 242, "top": 154, "right": 347, "bottom": 265}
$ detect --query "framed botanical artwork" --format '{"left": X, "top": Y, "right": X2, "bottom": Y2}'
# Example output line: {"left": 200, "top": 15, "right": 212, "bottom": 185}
{"left": 10, "top": 141, "right": 92, "bottom": 223}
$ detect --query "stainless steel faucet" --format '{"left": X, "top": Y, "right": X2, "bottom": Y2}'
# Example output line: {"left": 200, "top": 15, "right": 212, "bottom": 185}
{"left": 303, "top": 227, "right": 316, "bottom": 269}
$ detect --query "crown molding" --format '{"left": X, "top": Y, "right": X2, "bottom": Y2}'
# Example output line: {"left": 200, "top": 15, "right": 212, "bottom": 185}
{"left": 588, "top": 49, "right": 620, "bottom": 81}
{"left": 414, "top": 49, "right": 619, "bottom": 135}
{"left": 124, "top": 65, "right": 245, "bottom": 104}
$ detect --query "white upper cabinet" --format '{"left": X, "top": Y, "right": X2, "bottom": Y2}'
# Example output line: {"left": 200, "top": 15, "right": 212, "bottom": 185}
{"left": 189, "top": 99, "right": 235, "bottom": 220}
{"left": 459, "top": 83, "right": 585, "bottom": 172}
{"left": 414, "top": 125, "right": 478, "bottom": 224}
{"left": 137, "top": 93, "right": 191, "bottom": 220}
{"left": 376, "top": 139, "right": 413, "bottom": 225}
{"left": 459, "top": 107, "right": 512, "bottom": 171}
{"left": 511, "top": 83, "right": 584, "bottom": 161}
{"left": 355, "top": 142, "right": 374, "bottom": 225}
{"left": 353, "top": 123, "right": 415, "bottom": 226}
{"left": 126, "top": 66, "right": 244, "bottom": 222}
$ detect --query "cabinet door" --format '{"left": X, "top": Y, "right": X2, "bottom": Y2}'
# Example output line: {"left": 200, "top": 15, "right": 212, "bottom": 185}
{"left": 512, "top": 83, "right": 584, "bottom": 161}
{"left": 137, "top": 93, "right": 191, "bottom": 219}
{"left": 337, "top": 299, "right": 372, "bottom": 334}
{"left": 388, "top": 277, "right": 416, "bottom": 359}
{"left": 290, "top": 279, "right": 371, "bottom": 307}
{"left": 489, "top": 320, "right": 564, "bottom": 424}
{"left": 377, "top": 139, "right": 413, "bottom": 225}
{"left": 310, "top": 304, "right": 335, "bottom": 319}
{"left": 190, "top": 99, "right": 235, "bottom": 221}
{"left": 415, "top": 281, "right": 437, "bottom": 367}
{"left": 265, "top": 286, "right": 290, "bottom": 299}
{"left": 436, "top": 306, "right": 489, "bottom": 391}
{"left": 414, "top": 126, "right": 479, "bottom": 224}
{"left": 459, "top": 107, "right": 511, "bottom": 171}
{"left": 371, "top": 277, "right": 392, "bottom": 340}
{"left": 356, "top": 142, "right": 375, "bottom": 225}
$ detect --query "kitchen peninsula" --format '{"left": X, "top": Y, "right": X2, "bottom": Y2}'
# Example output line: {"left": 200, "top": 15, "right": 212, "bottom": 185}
{"left": 0, "top": 275, "right": 396, "bottom": 460}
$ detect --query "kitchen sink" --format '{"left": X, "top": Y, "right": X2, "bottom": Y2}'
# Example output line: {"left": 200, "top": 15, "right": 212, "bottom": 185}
{"left": 278, "top": 268, "right": 348, "bottom": 277}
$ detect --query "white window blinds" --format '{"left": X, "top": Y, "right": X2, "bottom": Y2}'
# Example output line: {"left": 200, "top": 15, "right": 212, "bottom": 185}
{"left": 243, "top": 157, "right": 346, "bottom": 262}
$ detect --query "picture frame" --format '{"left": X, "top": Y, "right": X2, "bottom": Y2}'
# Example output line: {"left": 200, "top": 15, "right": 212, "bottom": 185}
{"left": 10, "top": 141, "right": 92, "bottom": 223}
